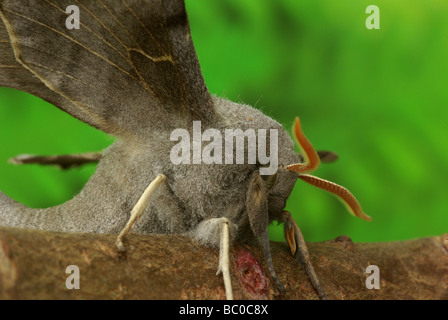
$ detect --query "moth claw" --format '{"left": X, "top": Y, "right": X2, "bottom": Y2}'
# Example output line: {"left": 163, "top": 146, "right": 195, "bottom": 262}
{"left": 115, "top": 239, "right": 126, "bottom": 253}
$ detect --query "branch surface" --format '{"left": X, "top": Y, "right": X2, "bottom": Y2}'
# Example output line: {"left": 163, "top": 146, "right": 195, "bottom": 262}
{"left": 0, "top": 227, "right": 446, "bottom": 300}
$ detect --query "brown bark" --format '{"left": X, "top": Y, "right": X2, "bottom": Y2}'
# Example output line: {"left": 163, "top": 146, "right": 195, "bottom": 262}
{"left": 0, "top": 226, "right": 447, "bottom": 300}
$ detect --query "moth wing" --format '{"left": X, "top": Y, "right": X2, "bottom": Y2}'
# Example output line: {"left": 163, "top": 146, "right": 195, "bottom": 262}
{"left": 0, "top": 11, "right": 87, "bottom": 125}
{"left": 0, "top": 0, "right": 216, "bottom": 136}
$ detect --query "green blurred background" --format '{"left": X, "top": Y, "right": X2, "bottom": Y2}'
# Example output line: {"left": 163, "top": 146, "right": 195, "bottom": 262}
{"left": 0, "top": 0, "right": 447, "bottom": 243}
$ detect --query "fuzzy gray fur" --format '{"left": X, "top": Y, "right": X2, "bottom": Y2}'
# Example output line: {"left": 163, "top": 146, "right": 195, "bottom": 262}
{"left": 0, "top": 97, "right": 299, "bottom": 243}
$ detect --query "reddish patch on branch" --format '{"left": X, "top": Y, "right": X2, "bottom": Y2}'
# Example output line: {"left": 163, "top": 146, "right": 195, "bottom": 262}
{"left": 234, "top": 246, "right": 269, "bottom": 299}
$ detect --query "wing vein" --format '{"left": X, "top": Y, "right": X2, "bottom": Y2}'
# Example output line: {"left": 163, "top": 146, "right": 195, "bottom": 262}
{"left": 121, "top": 0, "right": 167, "bottom": 56}
{"left": 98, "top": 0, "right": 143, "bottom": 52}
{"left": 44, "top": 0, "right": 132, "bottom": 64}
{"left": 28, "top": 59, "right": 127, "bottom": 108}
{"left": 73, "top": 0, "right": 128, "bottom": 53}
{"left": 160, "top": 0, "right": 189, "bottom": 116}
{"left": 6, "top": 9, "right": 137, "bottom": 81}
{"left": 0, "top": 65, "right": 21, "bottom": 68}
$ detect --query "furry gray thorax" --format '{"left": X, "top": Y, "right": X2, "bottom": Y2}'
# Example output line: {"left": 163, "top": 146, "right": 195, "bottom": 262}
{"left": 0, "top": 96, "right": 299, "bottom": 247}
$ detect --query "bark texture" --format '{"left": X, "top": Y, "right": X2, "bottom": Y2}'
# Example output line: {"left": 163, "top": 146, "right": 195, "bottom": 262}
{"left": 0, "top": 227, "right": 447, "bottom": 300}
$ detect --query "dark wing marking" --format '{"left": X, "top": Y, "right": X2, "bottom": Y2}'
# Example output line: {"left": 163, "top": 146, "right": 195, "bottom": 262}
{"left": 0, "top": 0, "right": 216, "bottom": 136}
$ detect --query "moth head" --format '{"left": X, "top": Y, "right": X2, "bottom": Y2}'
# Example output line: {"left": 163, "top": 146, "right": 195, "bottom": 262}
{"left": 284, "top": 117, "right": 371, "bottom": 221}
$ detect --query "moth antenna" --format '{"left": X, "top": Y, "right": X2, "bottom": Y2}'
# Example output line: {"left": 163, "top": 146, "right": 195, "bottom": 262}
{"left": 298, "top": 174, "right": 371, "bottom": 221}
{"left": 287, "top": 117, "right": 320, "bottom": 173}
{"left": 286, "top": 117, "right": 370, "bottom": 221}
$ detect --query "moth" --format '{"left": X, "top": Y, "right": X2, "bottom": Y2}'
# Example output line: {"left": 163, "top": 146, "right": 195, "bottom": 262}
{"left": 0, "top": 0, "right": 370, "bottom": 299}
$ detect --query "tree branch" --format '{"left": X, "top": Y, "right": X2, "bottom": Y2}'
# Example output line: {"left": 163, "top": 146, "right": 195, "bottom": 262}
{"left": 0, "top": 227, "right": 446, "bottom": 299}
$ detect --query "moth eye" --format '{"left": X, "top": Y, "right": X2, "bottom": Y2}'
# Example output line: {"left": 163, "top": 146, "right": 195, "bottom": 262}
{"left": 261, "top": 172, "right": 278, "bottom": 190}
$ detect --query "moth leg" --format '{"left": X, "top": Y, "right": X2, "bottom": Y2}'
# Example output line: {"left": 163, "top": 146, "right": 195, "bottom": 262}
{"left": 190, "top": 217, "right": 235, "bottom": 300}
{"left": 246, "top": 172, "right": 285, "bottom": 294}
{"left": 115, "top": 174, "right": 166, "bottom": 253}
{"left": 282, "top": 210, "right": 327, "bottom": 300}
{"left": 216, "top": 217, "right": 234, "bottom": 300}
{"left": 9, "top": 152, "right": 102, "bottom": 169}
{"left": 260, "top": 228, "right": 286, "bottom": 294}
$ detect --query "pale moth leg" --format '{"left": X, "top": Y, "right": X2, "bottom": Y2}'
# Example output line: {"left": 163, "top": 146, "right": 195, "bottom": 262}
{"left": 215, "top": 217, "right": 233, "bottom": 300}
{"left": 191, "top": 217, "right": 234, "bottom": 300}
{"left": 115, "top": 174, "right": 166, "bottom": 252}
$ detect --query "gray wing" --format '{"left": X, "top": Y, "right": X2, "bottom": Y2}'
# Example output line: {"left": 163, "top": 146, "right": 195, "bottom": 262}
{"left": 0, "top": 0, "right": 216, "bottom": 136}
